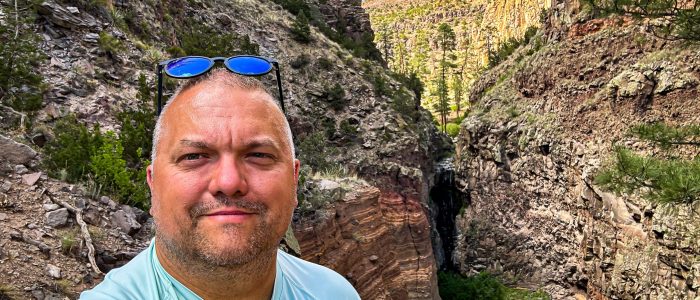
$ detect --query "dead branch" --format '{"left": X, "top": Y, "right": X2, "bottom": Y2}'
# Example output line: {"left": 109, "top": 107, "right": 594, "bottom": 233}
{"left": 9, "top": 231, "right": 51, "bottom": 258}
{"left": 41, "top": 189, "right": 103, "bottom": 274}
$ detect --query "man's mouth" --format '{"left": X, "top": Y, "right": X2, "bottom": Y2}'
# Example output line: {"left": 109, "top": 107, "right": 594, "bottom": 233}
{"left": 201, "top": 208, "right": 256, "bottom": 223}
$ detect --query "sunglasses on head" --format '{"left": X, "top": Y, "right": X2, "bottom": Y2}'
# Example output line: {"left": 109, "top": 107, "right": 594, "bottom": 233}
{"left": 156, "top": 55, "right": 285, "bottom": 115}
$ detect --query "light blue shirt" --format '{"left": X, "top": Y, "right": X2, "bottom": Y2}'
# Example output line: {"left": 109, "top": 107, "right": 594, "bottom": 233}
{"left": 80, "top": 241, "right": 360, "bottom": 299}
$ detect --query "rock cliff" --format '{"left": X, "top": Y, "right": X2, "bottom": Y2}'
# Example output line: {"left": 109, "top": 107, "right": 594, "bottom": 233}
{"left": 453, "top": 3, "right": 700, "bottom": 298}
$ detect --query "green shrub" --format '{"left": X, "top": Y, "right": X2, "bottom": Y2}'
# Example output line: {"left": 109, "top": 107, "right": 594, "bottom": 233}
{"left": 291, "top": 11, "right": 312, "bottom": 43}
{"left": 90, "top": 132, "right": 149, "bottom": 207}
{"left": 0, "top": 4, "right": 45, "bottom": 112}
{"left": 438, "top": 271, "right": 506, "bottom": 300}
{"left": 296, "top": 131, "right": 340, "bottom": 172}
{"left": 392, "top": 91, "right": 418, "bottom": 121}
{"left": 98, "top": 32, "right": 125, "bottom": 57}
{"left": 166, "top": 45, "right": 187, "bottom": 57}
{"left": 44, "top": 104, "right": 153, "bottom": 209}
{"left": 488, "top": 26, "right": 538, "bottom": 68}
{"left": 178, "top": 23, "right": 259, "bottom": 57}
{"left": 43, "top": 115, "right": 103, "bottom": 182}
{"left": 339, "top": 120, "right": 358, "bottom": 137}
{"left": 290, "top": 53, "right": 311, "bottom": 69}
{"left": 324, "top": 83, "right": 346, "bottom": 110}
{"left": 317, "top": 57, "right": 334, "bottom": 70}
{"left": 370, "top": 73, "right": 393, "bottom": 97}
{"left": 119, "top": 74, "right": 155, "bottom": 167}
{"left": 446, "top": 123, "right": 461, "bottom": 137}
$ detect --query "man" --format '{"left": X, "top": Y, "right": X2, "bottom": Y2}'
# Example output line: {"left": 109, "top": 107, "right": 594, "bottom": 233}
{"left": 81, "top": 69, "right": 360, "bottom": 299}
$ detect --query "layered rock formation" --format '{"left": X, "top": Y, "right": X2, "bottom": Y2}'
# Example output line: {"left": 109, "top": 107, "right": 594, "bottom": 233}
{"left": 294, "top": 180, "right": 439, "bottom": 299}
{"left": 453, "top": 3, "right": 700, "bottom": 298}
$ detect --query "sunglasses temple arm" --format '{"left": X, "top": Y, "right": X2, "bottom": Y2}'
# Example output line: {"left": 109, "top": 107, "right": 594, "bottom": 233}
{"left": 274, "top": 64, "right": 285, "bottom": 114}
{"left": 156, "top": 64, "right": 164, "bottom": 116}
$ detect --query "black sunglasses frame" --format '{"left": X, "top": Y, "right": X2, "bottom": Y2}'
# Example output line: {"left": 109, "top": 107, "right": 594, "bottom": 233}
{"left": 156, "top": 55, "right": 285, "bottom": 115}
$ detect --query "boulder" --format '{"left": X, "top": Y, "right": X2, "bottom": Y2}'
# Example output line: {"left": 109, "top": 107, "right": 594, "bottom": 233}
{"left": 22, "top": 172, "right": 42, "bottom": 186}
{"left": 45, "top": 208, "right": 69, "bottom": 228}
{"left": 111, "top": 208, "right": 141, "bottom": 235}
{"left": 0, "top": 135, "right": 37, "bottom": 165}
{"left": 46, "top": 264, "right": 61, "bottom": 279}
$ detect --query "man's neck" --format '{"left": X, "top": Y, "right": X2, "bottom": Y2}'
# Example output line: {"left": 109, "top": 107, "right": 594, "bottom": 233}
{"left": 154, "top": 241, "right": 277, "bottom": 300}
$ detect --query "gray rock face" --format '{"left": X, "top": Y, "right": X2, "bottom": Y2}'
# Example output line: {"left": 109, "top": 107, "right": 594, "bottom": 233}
{"left": 37, "top": 0, "right": 98, "bottom": 29}
{"left": 45, "top": 208, "right": 69, "bottom": 228}
{"left": 0, "top": 135, "right": 37, "bottom": 165}
{"left": 111, "top": 208, "right": 141, "bottom": 236}
{"left": 454, "top": 27, "right": 700, "bottom": 299}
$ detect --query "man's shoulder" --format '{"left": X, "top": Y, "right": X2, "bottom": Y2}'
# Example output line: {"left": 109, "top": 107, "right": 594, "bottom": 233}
{"left": 276, "top": 250, "right": 360, "bottom": 299}
{"left": 80, "top": 245, "right": 159, "bottom": 299}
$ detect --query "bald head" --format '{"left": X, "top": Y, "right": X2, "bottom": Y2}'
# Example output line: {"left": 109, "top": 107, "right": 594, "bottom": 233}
{"left": 151, "top": 68, "right": 294, "bottom": 164}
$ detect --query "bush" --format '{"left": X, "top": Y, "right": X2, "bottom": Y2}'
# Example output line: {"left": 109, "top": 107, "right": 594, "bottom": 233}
{"left": 317, "top": 57, "right": 334, "bottom": 70}
{"left": 324, "top": 83, "right": 346, "bottom": 110}
{"left": 290, "top": 54, "right": 311, "bottom": 69}
{"left": 98, "top": 32, "right": 125, "bottom": 57}
{"left": 392, "top": 91, "right": 418, "bottom": 121}
{"left": 0, "top": 4, "right": 45, "bottom": 112}
{"left": 296, "top": 131, "right": 339, "bottom": 172}
{"left": 438, "top": 271, "right": 506, "bottom": 300}
{"left": 118, "top": 74, "right": 155, "bottom": 167}
{"left": 178, "top": 23, "right": 259, "bottom": 57}
{"left": 583, "top": 0, "right": 700, "bottom": 41}
{"left": 43, "top": 115, "right": 103, "bottom": 182}
{"left": 43, "top": 81, "right": 155, "bottom": 209}
{"left": 446, "top": 123, "right": 461, "bottom": 137}
{"left": 488, "top": 26, "right": 538, "bottom": 68}
{"left": 339, "top": 119, "right": 358, "bottom": 137}
{"left": 370, "top": 73, "right": 393, "bottom": 97}
{"left": 291, "top": 11, "right": 312, "bottom": 43}
{"left": 166, "top": 45, "right": 187, "bottom": 57}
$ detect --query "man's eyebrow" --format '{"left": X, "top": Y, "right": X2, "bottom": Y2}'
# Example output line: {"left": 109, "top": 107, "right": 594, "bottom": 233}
{"left": 178, "top": 139, "right": 210, "bottom": 149}
{"left": 244, "top": 138, "right": 281, "bottom": 150}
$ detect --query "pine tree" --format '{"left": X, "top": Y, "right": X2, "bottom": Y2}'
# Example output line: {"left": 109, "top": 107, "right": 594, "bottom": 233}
{"left": 583, "top": 0, "right": 700, "bottom": 41}
{"left": 435, "top": 23, "right": 456, "bottom": 133}
{"left": 595, "top": 123, "right": 700, "bottom": 204}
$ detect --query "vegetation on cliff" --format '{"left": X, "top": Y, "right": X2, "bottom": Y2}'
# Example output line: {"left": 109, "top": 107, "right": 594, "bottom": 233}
{"left": 43, "top": 75, "right": 154, "bottom": 209}
{"left": 596, "top": 123, "right": 700, "bottom": 204}
{"left": 583, "top": 0, "right": 700, "bottom": 41}
{"left": 438, "top": 271, "right": 551, "bottom": 300}
{"left": 0, "top": 1, "right": 45, "bottom": 112}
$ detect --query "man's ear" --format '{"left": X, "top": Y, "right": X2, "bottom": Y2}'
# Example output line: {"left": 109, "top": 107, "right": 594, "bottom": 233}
{"left": 293, "top": 159, "right": 301, "bottom": 206}
{"left": 146, "top": 164, "right": 157, "bottom": 215}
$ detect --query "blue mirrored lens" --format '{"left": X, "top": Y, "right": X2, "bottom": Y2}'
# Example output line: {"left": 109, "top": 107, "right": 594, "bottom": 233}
{"left": 225, "top": 56, "right": 273, "bottom": 75}
{"left": 166, "top": 57, "right": 213, "bottom": 78}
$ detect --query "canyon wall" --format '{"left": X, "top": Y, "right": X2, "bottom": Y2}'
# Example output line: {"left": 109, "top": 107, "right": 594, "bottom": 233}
{"left": 453, "top": 4, "right": 700, "bottom": 298}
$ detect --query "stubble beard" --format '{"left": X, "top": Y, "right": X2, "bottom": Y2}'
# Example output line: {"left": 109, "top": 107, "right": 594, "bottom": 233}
{"left": 156, "top": 196, "right": 280, "bottom": 271}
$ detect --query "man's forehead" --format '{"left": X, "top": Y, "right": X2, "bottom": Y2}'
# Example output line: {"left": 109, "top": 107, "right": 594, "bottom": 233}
{"left": 160, "top": 83, "right": 289, "bottom": 148}
{"left": 176, "top": 83, "right": 276, "bottom": 111}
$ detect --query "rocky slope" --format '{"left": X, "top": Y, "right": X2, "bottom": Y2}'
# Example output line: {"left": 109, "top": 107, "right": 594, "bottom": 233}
{"left": 453, "top": 2, "right": 700, "bottom": 298}
{"left": 0, "top": 0, "right": 450, "bottom": 298}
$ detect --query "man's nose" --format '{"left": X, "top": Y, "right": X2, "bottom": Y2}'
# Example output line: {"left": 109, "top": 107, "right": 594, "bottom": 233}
{"left": 209, "top": 155, "right": 249, "bottom": 197}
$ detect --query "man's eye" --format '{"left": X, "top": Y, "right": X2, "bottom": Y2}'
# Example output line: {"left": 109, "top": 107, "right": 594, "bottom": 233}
{"left": 183, "top": 153, "right": 203, "bottom": 160}
{"left": 248, "top": 153, "right": 275, "bottom": 161}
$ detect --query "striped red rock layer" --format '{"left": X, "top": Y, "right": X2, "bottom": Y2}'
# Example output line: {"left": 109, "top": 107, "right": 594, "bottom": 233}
{"left": 293, "top": 185, "right": 440, "bottom": 299}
